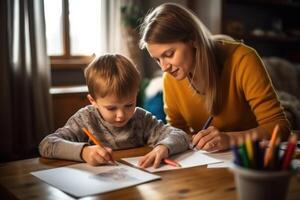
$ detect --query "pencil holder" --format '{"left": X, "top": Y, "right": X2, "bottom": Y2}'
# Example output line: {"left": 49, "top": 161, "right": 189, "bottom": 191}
{"left": 230, "top": 165, "right": 293, "bottom": 200}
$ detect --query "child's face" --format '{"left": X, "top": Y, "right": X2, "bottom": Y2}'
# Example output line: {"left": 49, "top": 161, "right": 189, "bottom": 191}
{"left": 88, "top": 92, "right": 137, "bottom": 128}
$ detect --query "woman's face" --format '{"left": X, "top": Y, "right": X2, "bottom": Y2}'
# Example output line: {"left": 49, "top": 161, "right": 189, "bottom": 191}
{"left": 146, "top": 41, "right": 195, "bottom": 80}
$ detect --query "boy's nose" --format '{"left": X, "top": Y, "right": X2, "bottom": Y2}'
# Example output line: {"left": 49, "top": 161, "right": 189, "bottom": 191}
{"left": 116, "top": 110, "right": 125, "bottom": 121}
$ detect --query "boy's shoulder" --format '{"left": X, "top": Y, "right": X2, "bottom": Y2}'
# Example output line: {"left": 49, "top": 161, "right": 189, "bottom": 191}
{"left": 133, "top": 107, "right": 156, "bottom": 120}
{"left": 72, "top": 105, "right": 99, "bottom": 119}
{"left": 134, "top": 107, "right": 149, "bottom": 116}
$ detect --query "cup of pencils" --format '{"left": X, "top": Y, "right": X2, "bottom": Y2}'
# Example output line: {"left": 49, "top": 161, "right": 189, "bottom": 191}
{"left": 229, "top": 125, "right": 298, "bottom": 200}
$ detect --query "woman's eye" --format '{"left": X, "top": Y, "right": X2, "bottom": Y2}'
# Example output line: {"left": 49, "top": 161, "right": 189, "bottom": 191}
{"left": 165, "top": 51, "right": 174, "bottom": 57}
{"left": 125, "top": 104, "right": 134, "bottom": 108}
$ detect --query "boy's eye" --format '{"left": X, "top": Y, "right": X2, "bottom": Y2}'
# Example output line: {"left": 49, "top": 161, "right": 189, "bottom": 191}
{"left": 125, "top": 104, "right": 134, "bottom": 108}
{"left": 106, "top": 107, "right": 116, "bottom": 111}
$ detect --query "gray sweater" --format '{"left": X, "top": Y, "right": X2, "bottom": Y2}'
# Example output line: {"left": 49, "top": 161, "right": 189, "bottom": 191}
{"left": 39, "top": 106, "right": 190, "bottom": 161}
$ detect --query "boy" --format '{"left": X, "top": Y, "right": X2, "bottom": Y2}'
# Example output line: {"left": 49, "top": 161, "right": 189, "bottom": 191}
{"left": 39, "top": 54, "right": 190, "bottom": 168}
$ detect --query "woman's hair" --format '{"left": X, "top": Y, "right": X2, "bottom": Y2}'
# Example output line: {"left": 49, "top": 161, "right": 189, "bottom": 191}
{"left": 139, "top": 3, "right": 221, "bottom": 115}
{"left": 84, "top": 54, "right": 140, "bottom": 99}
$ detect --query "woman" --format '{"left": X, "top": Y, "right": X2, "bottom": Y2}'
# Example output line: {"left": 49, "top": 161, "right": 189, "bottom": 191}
{"left": 139, "top": 3, "right": 290, "bottom": 151}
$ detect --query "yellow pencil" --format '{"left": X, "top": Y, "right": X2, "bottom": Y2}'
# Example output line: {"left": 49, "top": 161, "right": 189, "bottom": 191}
{"left": 245, "top": 133, "right": 254, "bottom": 167}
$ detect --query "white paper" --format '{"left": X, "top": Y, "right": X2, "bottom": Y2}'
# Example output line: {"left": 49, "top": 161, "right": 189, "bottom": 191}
{"left": 31, "top": 162, "right": 160, "bottom": 197}
{"left": 122, "top": 150, "right": 222, "bottom": 172}
{"left": 203, "top": 151, "right": 233, "bottom": 168}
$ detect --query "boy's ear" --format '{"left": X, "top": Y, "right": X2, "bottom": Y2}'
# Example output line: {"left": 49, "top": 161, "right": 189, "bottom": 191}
{"left": 87, "top": 94, "right": 97, "bottom": 107}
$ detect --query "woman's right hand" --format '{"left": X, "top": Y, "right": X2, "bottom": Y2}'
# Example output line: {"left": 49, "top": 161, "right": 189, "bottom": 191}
{"left": 81, "top": 145, "right": 113, "bottom": 166}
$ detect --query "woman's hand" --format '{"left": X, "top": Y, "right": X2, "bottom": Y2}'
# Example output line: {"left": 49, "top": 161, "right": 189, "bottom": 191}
{"left": 81, "top": 145, "right": 113, "bottom": 166}
{"left": 192, "top": 126, "right": 230, "bottom": 151}
{"left": 138, "top": 145, "right": 169, "bottom": 168}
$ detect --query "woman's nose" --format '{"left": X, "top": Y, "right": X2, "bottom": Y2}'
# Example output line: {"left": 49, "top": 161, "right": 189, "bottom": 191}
{"left": 160, "top": 60, "right": 171, "bottom": 72}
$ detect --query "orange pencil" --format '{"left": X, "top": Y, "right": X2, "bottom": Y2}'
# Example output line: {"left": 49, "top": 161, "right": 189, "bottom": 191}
{"left": 82, "top": 127, "right": 116, "bottom": 164}
{"left": 264, "top": 124, "right": 279, "bottom": 168}
{"left": 163, "top": 158, "right": 182, "bottom": 167}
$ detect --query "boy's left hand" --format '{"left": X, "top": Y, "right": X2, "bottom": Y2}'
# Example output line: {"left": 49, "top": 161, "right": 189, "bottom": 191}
{"left": 138, "top": 145, "right": 169, "bottom": 169}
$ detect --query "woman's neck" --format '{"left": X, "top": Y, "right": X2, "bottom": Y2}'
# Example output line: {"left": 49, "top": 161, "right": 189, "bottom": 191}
{"left": 188, "top": 71, "right": 205, "bottom": 95}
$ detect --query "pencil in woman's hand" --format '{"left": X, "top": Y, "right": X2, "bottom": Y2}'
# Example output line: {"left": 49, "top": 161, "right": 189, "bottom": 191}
{"left": 191, "top": 116, "right": 214, "bottom": 149}
{"left": 82, "top": 127, "right": 117, "bottom": 165}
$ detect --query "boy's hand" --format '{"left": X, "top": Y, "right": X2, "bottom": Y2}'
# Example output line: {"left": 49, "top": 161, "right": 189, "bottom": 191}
{"left": 81, "top": 145, "right": 113, "bottom": 166}
{"left": 138, "top": 145, "right": 169, "bottom": 169}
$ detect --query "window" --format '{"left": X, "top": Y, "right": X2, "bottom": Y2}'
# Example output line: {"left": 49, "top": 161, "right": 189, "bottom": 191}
{"left": 44, "top": 0, "right": 103, "bottom": 68}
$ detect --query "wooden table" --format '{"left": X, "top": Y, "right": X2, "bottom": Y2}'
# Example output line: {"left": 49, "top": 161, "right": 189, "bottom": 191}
{"left": 0, "top": 147, "right": 299, "bottom": 200}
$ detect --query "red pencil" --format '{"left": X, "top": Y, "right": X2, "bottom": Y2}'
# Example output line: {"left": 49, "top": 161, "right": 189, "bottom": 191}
{"left": 163, "top": 158, "right": 181, "bottom": 167}
{"left": 281, "top": 135, "right": 297, "bottom": 170}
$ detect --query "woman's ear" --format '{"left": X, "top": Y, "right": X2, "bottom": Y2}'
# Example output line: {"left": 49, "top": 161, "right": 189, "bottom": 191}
{"left": 87, "top": 94, "right": 97, "bottom": 107}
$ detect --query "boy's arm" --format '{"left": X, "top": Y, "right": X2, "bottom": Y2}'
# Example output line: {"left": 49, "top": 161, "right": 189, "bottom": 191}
{"left": 140, "top": 108, "right": 190, "bottom": 155}
{"left": 39, "top": 107, "right": 93, "bottom": 161}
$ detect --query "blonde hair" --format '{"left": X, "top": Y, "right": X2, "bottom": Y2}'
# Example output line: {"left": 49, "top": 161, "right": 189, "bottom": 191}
{"left": 139, "top": 3, "right": 221, "bottom": 115}
{"left": 84, "top": 54, "right": 140, "bottom": 99}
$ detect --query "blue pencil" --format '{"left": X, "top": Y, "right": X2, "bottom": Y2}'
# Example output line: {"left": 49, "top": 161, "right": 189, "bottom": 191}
{"left": 231, "top": 139, "right": 241, "bottom": 166}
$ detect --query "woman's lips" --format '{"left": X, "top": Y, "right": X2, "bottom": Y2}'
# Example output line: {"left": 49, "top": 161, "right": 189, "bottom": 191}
{"left": 170, "top": 68, "right": 179, "bottom": 77}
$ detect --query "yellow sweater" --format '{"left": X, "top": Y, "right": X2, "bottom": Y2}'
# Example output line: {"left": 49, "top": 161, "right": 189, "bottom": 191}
{"left": 163, "top": 42, "right": 290, "bottom": 137}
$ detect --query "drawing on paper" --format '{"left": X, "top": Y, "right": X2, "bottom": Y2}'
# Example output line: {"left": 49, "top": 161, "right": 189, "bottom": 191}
{"left": 90, "top": 168, "right": 138, "bottom": 182}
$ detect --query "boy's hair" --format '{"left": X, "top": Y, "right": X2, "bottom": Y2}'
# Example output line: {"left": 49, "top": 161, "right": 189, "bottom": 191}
{"left": 84, "top": 54, "right": 140, "bottom": 99}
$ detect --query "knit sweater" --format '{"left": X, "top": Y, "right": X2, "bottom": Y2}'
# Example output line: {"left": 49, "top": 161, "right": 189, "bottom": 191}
{"left": 163, "top": 41, "right": 290, "bottom": 137}
{"left": 39, "top": 106, "right": 190, "bottom": 161}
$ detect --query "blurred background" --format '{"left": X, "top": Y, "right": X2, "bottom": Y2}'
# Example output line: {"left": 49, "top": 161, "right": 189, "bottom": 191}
{"left": 1, "top": 0, "right": 300, "bottom": 162}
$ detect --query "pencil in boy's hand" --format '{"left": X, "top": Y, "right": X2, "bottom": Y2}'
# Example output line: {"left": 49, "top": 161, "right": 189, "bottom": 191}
{"left": 191, "top": 116, "right": 214, "bottom": 149}
{"left": 82, "top": 127, "right": 117, "bottom": 165}
{"left": 163, "top": 158, "right": 182, "bottom": 167}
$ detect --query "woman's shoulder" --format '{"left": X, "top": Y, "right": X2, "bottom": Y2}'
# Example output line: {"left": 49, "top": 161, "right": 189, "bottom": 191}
{"left": 218, "top": 40, "right": 257, "bottom": 59}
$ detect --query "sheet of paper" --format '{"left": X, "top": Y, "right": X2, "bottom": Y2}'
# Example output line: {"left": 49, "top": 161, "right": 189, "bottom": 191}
{"left": 122, "top": 150, "right": 222, "bottom": 172}
{"left": 203, "top": 151, "right": 233, "bottom": 168}
{"left": 31, "top": 162, "right": 160, "bottom": 197}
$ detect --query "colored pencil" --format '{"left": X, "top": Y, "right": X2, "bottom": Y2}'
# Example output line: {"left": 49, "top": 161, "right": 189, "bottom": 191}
{"left": 281, "top": 135, "right": 297, "bottom": 170}
{"left": 271, "top": 137, "right": 281, "bottom": 170}
{"left": 163, "top": 158, "right": 182, "bottom": 167}
{"left": 82, "top": 127, "right": 116, "bottom": 164}
{"left": 264, "top": 124, "right": 279, "bottom": 168}
{"left": 245, "top": 133, "right": 254, "bottom": 167}
{"left": 251, "top": 132, "right": 259, "bottom": 169}
{"left": 238, "top": 137, "right": 250, "bottom": 168}
{"left": 231, "top": 139, "right": 241, "bottom": 166}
